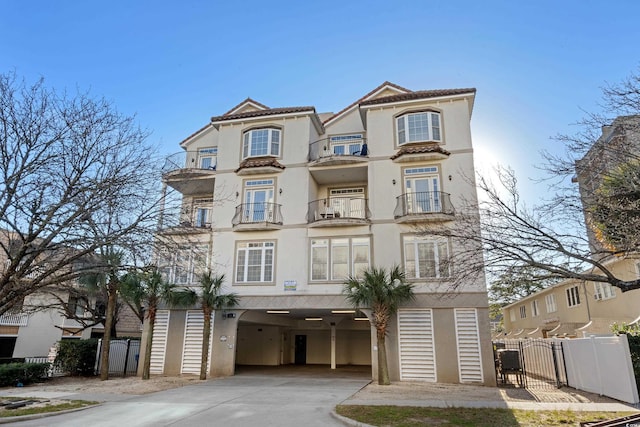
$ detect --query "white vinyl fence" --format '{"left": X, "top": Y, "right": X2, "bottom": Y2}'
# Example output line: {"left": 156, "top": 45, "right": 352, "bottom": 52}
{"left": 561, "top": 335, "right": 639, "bottom": 404}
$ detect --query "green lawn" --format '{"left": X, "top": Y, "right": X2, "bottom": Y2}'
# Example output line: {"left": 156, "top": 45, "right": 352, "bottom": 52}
{"left": 336, "top": 405, "right": 638, "bottom": 427}
{"left": 0, "top": 398, "right": 97, "bottom": 418}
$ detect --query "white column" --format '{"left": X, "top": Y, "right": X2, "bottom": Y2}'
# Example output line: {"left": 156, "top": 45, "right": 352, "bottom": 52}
{"left": 331, "top": 323, "right": 336, "bottom": 369}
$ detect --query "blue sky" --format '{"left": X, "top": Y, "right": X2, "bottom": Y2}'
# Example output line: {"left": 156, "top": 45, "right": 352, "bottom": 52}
{"left": 2, "top": 1, "right": 639, "bottom": 201}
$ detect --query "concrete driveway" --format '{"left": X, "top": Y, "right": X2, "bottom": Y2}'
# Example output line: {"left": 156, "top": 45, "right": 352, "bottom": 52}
{"left": 9, "top": 367, "right": 371, "bottom": 427}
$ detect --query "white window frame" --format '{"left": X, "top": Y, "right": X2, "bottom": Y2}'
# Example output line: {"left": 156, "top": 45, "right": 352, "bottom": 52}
{"left": 509, "top": 308, "right": 516, "bottom": 322}
{"left": 309, "top": 237, "right": 370, "bottom": 282}
{"left": 329, "top": 134, "right": 364, "bottom": 155}
{"left": 242, "top": 179, "right": 275, "bottom": 222}
{"left": 594, "top": 282, "right": 616, "bottom": 301}
{"left": 192, "top": 198, "right": 213, "bottom": 228}
{"left": 566, "top": 285, "right": 581, "bottom": 307}
{"left": 328, "top": 187, "right": 366, "bottom": 219}
{"left": 403, "top": 235, "right": 450, "bottom": 279}
{"left": 242, "top": 128, "right": 281, "bottom": 159}
{"left": 519, "top": 305, "right": 526, "bottom": 319}
{"left": 397, "top": 111, "right": 441, "bottom": 145}
{"left": 531, "top": 300, "right": 539, "bottom": 317}
{"left": 545, "top": 294, "right": 557, "bottom": 313}
{"left": 160, "top": 245, "right": 209, "bottom": 286}
{"left": 198, "top": 147, "right": 217, "bottom": 170}
{"left": 235, "top": 241, "right": 275, "bottom": 283}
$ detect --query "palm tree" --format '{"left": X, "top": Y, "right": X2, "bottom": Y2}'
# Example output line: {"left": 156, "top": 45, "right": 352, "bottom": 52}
{"left": 195, "top": 271, "right": 239, "bottom": 380}
{"left": 343, "top": 266, "right": 414, "bottom": 385}
{"left": 121, "top": 267, "right": 194, "bottom": 380}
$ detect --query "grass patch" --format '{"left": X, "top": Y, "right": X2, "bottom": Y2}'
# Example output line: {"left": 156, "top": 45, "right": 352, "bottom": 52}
{"left": 336, "top": 405, "right": 638, "bottom": 427}
{"left": 0, "top": 398, "right": 97, "bottom": 418}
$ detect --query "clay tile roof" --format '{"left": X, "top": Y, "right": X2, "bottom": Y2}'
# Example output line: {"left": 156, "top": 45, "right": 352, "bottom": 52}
{"left": 212, "top": 106, "right": 316, "bottom": 122}
{"left": 390, "top": 144, "right": 451, "bottom": 160}
{"left": 222, "top": 98, "right": 270, "bottom": 116}
{"left": 235, "top": 157, "right": 286, "bottom": 173}
{"left": 360, "top": 88, "right": 476, "bottom": 106}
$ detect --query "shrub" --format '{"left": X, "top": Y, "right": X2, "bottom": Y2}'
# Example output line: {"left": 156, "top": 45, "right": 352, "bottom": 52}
{"left": 55, "top": 339, "right": 98, "bottom": 376}
{"left": 0, "top": 363, "right": 50, "bottom": 387}
{"left": 611, "top": 322, "right": 640, "bottom": 394}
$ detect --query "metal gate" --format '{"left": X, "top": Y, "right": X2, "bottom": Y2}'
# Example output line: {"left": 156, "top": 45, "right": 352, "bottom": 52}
{"left": 95, "top": 339, "right": 140, "bottom": 377}
{"left": 493, "top": 339, "right": 567, "bottom": 389}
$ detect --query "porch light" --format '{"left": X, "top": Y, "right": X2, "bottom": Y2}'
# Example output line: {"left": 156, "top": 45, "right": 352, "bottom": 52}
{"left": 267, "top": 310, "right": 290, "bottom": 314}
{"left": 305, "top": 317, "right": 323, "bottom": 321}
{"left": 331, "top": 310, "right": 356, "bottom": 314}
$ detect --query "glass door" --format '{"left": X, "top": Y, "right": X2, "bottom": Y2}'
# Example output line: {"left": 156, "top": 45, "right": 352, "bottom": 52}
{"left": 405, "top": 175, "right": 439, "bottom": 213}
{"left": 243, "top": 182, "right": 274, "bottom": 222}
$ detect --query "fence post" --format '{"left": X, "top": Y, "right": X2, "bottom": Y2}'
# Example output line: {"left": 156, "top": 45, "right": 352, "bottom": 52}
{"left": 95, "top": 339, "right": 102, "bottom": 375}
{"left": 551, "top": 341, "right": 561, "bottom": 388}
{"left": 518, "top": 340, "right": 527, "bottom": 388}
{"left": 123, "top": 339, "right": 131, "bottom": 377}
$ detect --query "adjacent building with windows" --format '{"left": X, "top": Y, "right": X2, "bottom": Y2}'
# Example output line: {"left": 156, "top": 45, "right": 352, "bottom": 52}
{"left": 501, "top": 116, "right": 640, "bottom": 338}
{"left": 147, "top": 82, "right": 495, "bottom": 385}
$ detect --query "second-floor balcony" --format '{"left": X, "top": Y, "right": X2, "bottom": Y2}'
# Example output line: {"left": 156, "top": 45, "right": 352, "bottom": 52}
{"left": 158, "top": 200, "right": 213, "bottom": 234}
{"left": 162, "top": 151, "right": 217, "bottom": 195}
{"left": 394, "top": 191, "right": 454, "bottom": 223}
{"left": 308, "top": 137, "right": 369, "bottom": 166}
{"left": 307, "top": 197, "right": 370, "bottom": 227}
{"left": 232, "top": 202, "right": 283, "bottom": 231}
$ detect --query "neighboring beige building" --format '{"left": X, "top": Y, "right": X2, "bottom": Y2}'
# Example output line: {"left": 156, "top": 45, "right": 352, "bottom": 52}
{"left": 146, "top": 82, "right": 495, "bottom": 385}
{"left": 0, "top": 230, "right": 141, "bottom": 360}
{"left": 501, "top": 116, "right": 640, "bottom": 338}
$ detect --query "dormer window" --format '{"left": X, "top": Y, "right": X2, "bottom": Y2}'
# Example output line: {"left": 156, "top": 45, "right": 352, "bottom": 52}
{"left": 397, "top": 111, "right": 441, "bottom": 145}
{"left": 242, "top": 128, "right": 281, "bottom": 159}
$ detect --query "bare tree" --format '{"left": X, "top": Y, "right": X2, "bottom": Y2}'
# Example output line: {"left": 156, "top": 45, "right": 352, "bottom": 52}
{"left": 0, "top": 71, "right": 163, "bottom": 316}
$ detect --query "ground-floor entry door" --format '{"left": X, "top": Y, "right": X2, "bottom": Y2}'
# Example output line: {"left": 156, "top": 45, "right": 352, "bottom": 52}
{"left": 294, "top": 335, "right": 307, "bottom": 365}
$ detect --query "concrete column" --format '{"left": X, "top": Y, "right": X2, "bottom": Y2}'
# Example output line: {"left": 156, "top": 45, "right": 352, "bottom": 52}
{"left": 331, "top": 323, "right": 336, "bottom": 369}
{"left": 210, "top": 310, "right": 245, "bottom": 377}
{"left": 157, "top": 182, "right": 167, "bottom": 230}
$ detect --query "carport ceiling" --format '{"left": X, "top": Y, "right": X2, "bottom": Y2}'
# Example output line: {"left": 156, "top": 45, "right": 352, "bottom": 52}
{"left": 257, "top": 309, "right": 366, "bottom": 321}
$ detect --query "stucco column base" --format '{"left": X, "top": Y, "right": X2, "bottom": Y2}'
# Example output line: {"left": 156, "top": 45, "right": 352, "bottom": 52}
{"left": 210, "top": 310, "right": 245, "bottom": 378}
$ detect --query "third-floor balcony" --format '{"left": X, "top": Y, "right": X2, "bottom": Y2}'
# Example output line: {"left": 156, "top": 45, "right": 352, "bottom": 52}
{"left": 232, "top": 202, "right": 283, "bottom": 231}
{"left": 308, "top": 137, "right": 369, "bottom": 185}
{"left": 307, "top": 197, "right": 370, "bottom": 227}
{"left": 394, "top": 191, "right": 454, "bottom": 223}
{"left": 162, "top": 151, "right": 217, "bottom": 195}
{"left": 0, "top": 312, "right": 29, "bottom": 326}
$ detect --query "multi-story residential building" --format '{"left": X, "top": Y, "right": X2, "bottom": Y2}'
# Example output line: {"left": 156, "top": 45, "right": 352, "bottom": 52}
{"left": 0, "top": 230, "right": 142, "bottom": 360}
{"left": 148, "top": 82, "right": 495, "bottom": 385}
{"left": 501, "top": 116, "right": 640, "bottom": 338}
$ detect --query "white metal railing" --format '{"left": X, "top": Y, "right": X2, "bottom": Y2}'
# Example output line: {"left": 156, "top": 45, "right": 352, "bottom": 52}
{"left": 0, "top": 312, "right": 29, "bottom": 326}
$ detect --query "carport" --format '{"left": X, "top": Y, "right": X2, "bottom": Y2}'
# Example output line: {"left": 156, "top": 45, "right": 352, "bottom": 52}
{"left": 235, "top": 309, "right": 372, "bottom": 374}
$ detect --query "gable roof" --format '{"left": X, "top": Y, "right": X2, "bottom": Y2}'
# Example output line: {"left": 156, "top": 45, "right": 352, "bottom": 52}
{"left": 323, "top": 81, "right": 410, "bottom": 125}
{"left": 222, "top": 98, "right": 270, "bottom": 116}
{"left": 360, "top": 88, "right": 476, "bottom": 106}
{"left": 211, "top": 106, "right": 317, "bottom": 123}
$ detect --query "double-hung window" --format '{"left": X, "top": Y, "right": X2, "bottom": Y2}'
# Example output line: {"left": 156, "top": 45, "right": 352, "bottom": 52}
{"left": 310, "top": 237, "right": 370, "bottom": 281}
{"left": 236, "top": 241, "right": 275, "bottom": 283}
{"left": 545, "top": 294, "right": 557, "bottom": 313}
{"left": 242, "top": 128, "right": 280, "bottom": 159}
{"left": 403, "top": 235, "right": 450, "bottom": 279}
{"left": 594, "top": 282, "right": 616, "bottom": 300}
{"left": 566, "top": 285, "right": 580, "bottom": 307}
{"left": 397, "top": 111, "right": 441, "bottom": 144}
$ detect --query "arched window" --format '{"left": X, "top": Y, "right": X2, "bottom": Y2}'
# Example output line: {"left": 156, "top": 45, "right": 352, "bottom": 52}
{"left": 242, "top": 128, "right": 281, "bottom": 159}
{"left": 396, "top": 111, "right": 441, "bottom": 144}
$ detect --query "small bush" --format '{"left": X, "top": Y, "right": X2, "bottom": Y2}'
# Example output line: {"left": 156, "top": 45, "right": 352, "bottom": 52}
{"left": 55, "top": 339, "right": 98, "bottom": 376}
{"left": 0, "top": 363, "right": 49, "bottom": 387}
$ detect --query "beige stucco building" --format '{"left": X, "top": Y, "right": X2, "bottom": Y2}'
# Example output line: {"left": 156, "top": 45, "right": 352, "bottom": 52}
{"left": 502, "top": 116, "right": 640, "bottom": 338}
{"left": 146, "top": 82, "right": 495, "bottom": 385}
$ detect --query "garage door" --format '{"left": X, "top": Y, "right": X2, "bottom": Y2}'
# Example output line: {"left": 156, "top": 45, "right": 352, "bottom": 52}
{"left": 398, "top": 309, "right": 436, "bottom": 381}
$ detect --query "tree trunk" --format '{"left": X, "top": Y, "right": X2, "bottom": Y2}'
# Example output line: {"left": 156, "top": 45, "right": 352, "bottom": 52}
{"left": 376, "top": 327, "right": 390, "bottom": 385}
{"left": 100, "top": 285, "right": 118, "bottom": 381}
{"left": 200, "top": 307, "right": 211, "bottom": 380}
{"left": 142, "top": 306, "right": 156, "bottom": 380}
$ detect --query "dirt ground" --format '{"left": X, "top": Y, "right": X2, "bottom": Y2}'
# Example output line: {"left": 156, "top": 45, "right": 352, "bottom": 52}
{"left": 0, "top": 375, "right": 201, "bottom": 396}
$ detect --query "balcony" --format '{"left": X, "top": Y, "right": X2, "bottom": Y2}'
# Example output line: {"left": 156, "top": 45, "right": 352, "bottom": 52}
{"left": 307, "top": 198, "right": 370, "bottom": 227}
{"left": 0, "top": 312, "right": 29, "bottom": 326}
{"left": 394, "top": 191, "right": 454, "bottom": 223}
{"left": 308, "top": 138, "right": 369, "bottom": 185}
{"left": 232, "top": 202, "right": 283, "bottom": 231}
{"left": 162, "top": 151, "right": 217, "bottom": 195}
{"left": 158, "top": 200, "right": 213, "bottom": 234}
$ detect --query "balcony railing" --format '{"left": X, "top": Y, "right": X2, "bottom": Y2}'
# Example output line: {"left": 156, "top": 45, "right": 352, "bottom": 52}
{"left": 394, "top": 191, "right": 454, "bottom": 219}
{"left": 159, "top": 201, "right": 213, "bottom": 231}
{"left": 232, "top": 202, "right": 283, "bottom": 226}
{"left": 0, "top": 312, "right": 29, "bottom": 326}
{"left": 308, "top": 137, "right": 368, "bottom": 162}
{"left": 162, "top": 151, "right": 217, "bottom": 175}
{"left": 307, "top": 198, "right": 370, "bottom": 223}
